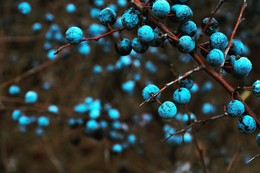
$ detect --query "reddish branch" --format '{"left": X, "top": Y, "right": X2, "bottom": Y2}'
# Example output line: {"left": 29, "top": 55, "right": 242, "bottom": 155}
{"left": 132, "top": 0, "right": 259, "bottom": 127}
{"left": 225, "top": 149, "right": 241, "bottom": 173}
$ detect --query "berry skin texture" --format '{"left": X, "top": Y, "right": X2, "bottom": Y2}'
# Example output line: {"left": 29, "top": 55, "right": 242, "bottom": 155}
{"left": 229, "top": 39, "right": 245, "bottom": 56}
{"left": 152, "top": 0, "right": 170, "bottom": 18}
{"left": 237, "top": 115, "right": 256, "bottom": 134}
{"left": 173, "top": 87, "right": 191, "bottom": 105}
{"left": 201, "top": 17, "right": 219, "bottom": 36}
{"left": 115, "top": 38, "right": 132, "bottom": 55}
{"left": 256, "top": 133, "right": 260, "bottom": 146}
{"left": 142, "top": 84, "right": 161, "bottom": 100}
{"left": 252, "top": 80, "right": 260, "bottom": 97}
{"left": 179, "top": 75, "right": 194, "bottom": 90}
{"left": 170, "top": 4, "right": 193, "bottom": 23}
{"left": 138, "top": 25, "right": 155, "bottom": 43}
{"left": 25, "top": 91, "right": 38, "bottom": 103}
{"left": 98, "top": 8, "right": 117, "bottom": 26}
{"left": 158, "top": 101, "right": 177, "bottom": 119}
{"left": 18, "top": 2, "right": 31, "bottom": 15}
{"left": 65, "top": 26, "right": 83, "bottom": 45}
{"left": 232, "top": 57, "right": 252, "bottom": 78}
{"left": 121, "top": 8, "right": 140, "bottom": 30}
{"left": 179, "top": 20, "right": 197, "bottom": 36}
{"left": 210, "top": 32, "right": 228, "bottom": 50}
{"left": 206, "top": 48, "right": 225, "bottom": 67}
{"left": 178, "top": 35, "right": 195, "bottom": 53}
{"left": 226, "top": 100, "right": 245, "bottom": 117}
{"left": 131, "top": 37, "right": 149, "bottom": 53}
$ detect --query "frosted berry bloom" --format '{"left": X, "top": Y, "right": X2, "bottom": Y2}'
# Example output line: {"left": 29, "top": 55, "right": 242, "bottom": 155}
{"left": 65, "top": 26, "right": 83, "bottom": 45}
{"left": 232, "top": 57, "right": 252, "bottom": 78}
{"left": 115, "top": 38, "right": 132, "bottom": 55}
{"left": 178, "top": 35, "right": 195, "bottom": 53}
{"left": 170, "top": 4, "right": 193, "bottom": 23}
{"left": 173, "top": 87, "right": 191, "bottom": 105}
{"left": 121, "top": 8, "right": 140, "bottom": 30}
{"left": 252, "top": 80, "right": 260, "bottom": 97}
{"left": 179, "top": 20, "right": 197, "bottom": 36}
{"left": 142, "top": 84, "right": 161, "bottom": 100}
{"left": 210, "top": 32, "right": 228, "bottom": 50}
{"left": 152, "top": 0, "right": 170, "bottom": 18}
{"left": 206, "top": 49, "right": 225, "bottom": 67}
{"left": 138, "top": 25, "right": 155, "bottom": 43}
{"left": 226, "top": 100, "right": 245, "bottom": 117}
{"left": 38, "top": 116, "right": 49, "bottom": 127}
{"left": 237, "top": 115, "right": 256, "bottom": 134}
{"left": 131, "top": 37, "right": 149, "bottom": 53}
{"left": 18, "top": 2, "right": 31, "bottom": 15}
{"left": 158, "top": 101, "right": 177, "bottom": 119}
{"left": 25, "top": 91, "right": 38, "bottom": 103}
{"left": 98, "top": 7, "right": 117, "bottom": 26}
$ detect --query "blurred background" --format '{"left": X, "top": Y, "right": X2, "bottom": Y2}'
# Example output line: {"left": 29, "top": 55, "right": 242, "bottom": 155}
{"left": 0, "top": 0, "right": 259, "bottom": 173}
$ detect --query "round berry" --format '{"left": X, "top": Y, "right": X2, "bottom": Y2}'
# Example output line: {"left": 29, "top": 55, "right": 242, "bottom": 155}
{"left": 170, "top": 4, "right": 193, "bottom": 23}
{"left": 201, "top": 17, "right": 219, "bottom": 36}
{"left": 138, "top": 25, "right": 155, "bottom": 43}
{"left": 25, "top": 91, "right": 38, "bottom": 103}
{"left": 38, "top": 116, "right": 49, "bottom": 127}
{"left": 18, "top": 2, "right": 31, "bottom": 15}
{"left": 65, "top": 3, "right": 76, "bottom": 14}
{"left": 121, "top": 8, "right": 140, "bottom": 30}
{"left": 179, "top": 75, "right": 194, "bottom": 90}
{"left": 98, "top": 7, "right": 117, "bottom": 26}
{"left": 158, "top": 101, "right": 177, "bottom": 119}
{"left": 229, "top": 39, "right": 245, "bottom": 56}
{"left": 227, "top": 100, "right": 245, "bottom": 117}
{"left": 206, "top": 48, "right": 225, "bottom": 67}
{"left": 209, "top": 32, "right": 228, "bottom": 50}
{"left": 173, "top": 87, "right": 191, "bottom": 105}
{"left": 252, "top": 80, "right": 260, "bottom": 97}
{"left": 152, "top": 0, "right": 170, "bottom": 18}
{"left": 149, "top": 27, "right": 165, "bottom": 47}
{"left": 108, "top": 108, "right": 120, "bottom": 120}
{"left": 179, "top": 20, "right": 197, "bottom": 36}
{"left": 237, "top": 115, "right": 256, "bottom": 134}
{"left": 115, "top": 38, "right": 132, "bottom": 55}
{"left": 178, "top": 35, "right": 195, "bottom": 53}
{"left": 112, "top": 144, "right": 123, "bottom": 153}
{"left": 142, "top": 84, "right": 161, "bottom": 100}
{"left": 9, "top": 85, "right": 20, "bottom": 95}
{"left": 131, "top": 37, "right": 149, "bottom": 53}
{"left": 232, "top": 57, "right": 252, "bottom": 78}
{"left": 65, "top": 26, "right": 83, "bottom": 45}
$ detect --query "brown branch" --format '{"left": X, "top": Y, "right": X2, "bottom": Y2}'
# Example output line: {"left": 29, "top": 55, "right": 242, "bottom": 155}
{"left": 225, "top": 149, "right": 241, "bottom": 173}
{"left": 221, "top": 0, "right": 248, "bottom": 72}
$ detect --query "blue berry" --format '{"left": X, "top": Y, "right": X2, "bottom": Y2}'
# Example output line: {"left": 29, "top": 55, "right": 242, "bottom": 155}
{"left": 65, "top": 3, "right": 76, "bottom": 14}
{"left": 115, "top": 38, "right": 132, "bottom": 55}
{"left": 32, "top": 23, "right": 42, "bottom": 33}
{"left": 256, "top": 133, "right": 260, "bottom": 146}
{"left": 202, "top": 103, "right": 216, "bottom": 114}
{"left": 131, "top": 37, "right": 149, "bottom": 53}
{"left": 78, "top": 42, "right": 91, "bottom": 55}
{"left": 229, "top": 39, "right": 245, "bottom": 55}
{"left": 74, "top": 103, "right": 88, "bottom": 114}
{"left": 209, "top": 32, "right": 228, "bottom": 50}
{"left": 112, "top": 144, "right": 123, "bottom": 153}
{"left": 201, "top": 17, "right": 219, "bottom": 36}
{"left": 232, "top": 57, "right": 252, "bottom": 78}
{"left": 142, "top": 84, "right": 161, "bottom": 100}
{"left": 18, "top": 2, "right": 31, "bottom": 15}
{"left": 179, "top": 75, "right": 194, "bottom": 90}
{"left": 237, "top": 115, "right": 256, "bottom": 134}
{"left": 138, "top": 25, "right": 155, "bottom": 43}
{"left": 121, "top": 8, "right": 140, "bottom": 30}
{"left": 89, "top": 109, "right": 101, "bottom": 119}
{"left": 19, "top": 116, "right": 31, "bottom": 126}
{"left": 25, "top": 91, "right": 38, "bottom": 103}
{"left": 98, "top": 8, "right": 117, "bottom": 26}
{"left": 149, "top": 27, "right": 165, "bottom": 47}
{"left": 179, "top": 20, "right": 197, "bottom": 36}
{"left": 48, "top": 105, "right": 59, "bottom": 114}
{"left": 108, "top": 108, "right": 120, "bottom": 120}
{"left": 252, "top": 80, "right": 260, "bottom": 97}
{"left": 85, "top": 119, "right": 99, "bottom": 132}
{"left": 9, "top": 85, "right": 20, "bottom": 95}
{"left": 38, "top": 116, "right": 49, "bottom": 127}
{"left": 158, "top": 101, "right": 177, "bottom": 119}
{"left": 178, "top": 35, "right": 195, "bottom": 53}
{"left": 45, "top": 12, "right": 54, "bottom": 22}
{"left": 173, "top": 87, "right": 191, "bottom": 105}
{"left": 122, "top": 80, "right": 135, "bottom": 94}
{"left": 12, "top": 109, "right": 22, "bottom": 121}
{"left": 127, "top": 134, "right": 136, "bottom": 144}
{"left": 227, "top": 100, "right": 245, "bottom": 117}
{"left": 152, "top": 0, "right": 170, "bottom": 18}
{"left": 206, "top": 48, "right": 225, "bottom": 67}
{"left": 117, "top": 0, "right": 127, "bottom": 7}
{"left": 65, "top": 26, "right": 83, "bottom": 45}
{"left": 170, "top": 4, "right": 193, "bottom": 23}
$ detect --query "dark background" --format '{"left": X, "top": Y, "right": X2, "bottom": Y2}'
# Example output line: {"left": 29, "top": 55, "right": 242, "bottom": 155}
{"left": 0, "top": 0, "right": 259, "bottom": 173}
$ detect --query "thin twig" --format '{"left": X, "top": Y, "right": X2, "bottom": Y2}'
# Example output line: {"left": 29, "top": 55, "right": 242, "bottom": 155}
{"left": 245, "top": 153, "right": 260, "bottom": 164}
{"left": 220, "top": 0, "right": 247, "bottom": 74}
{"left": 225, "top": 149, "right": 241, "bottom": 173}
